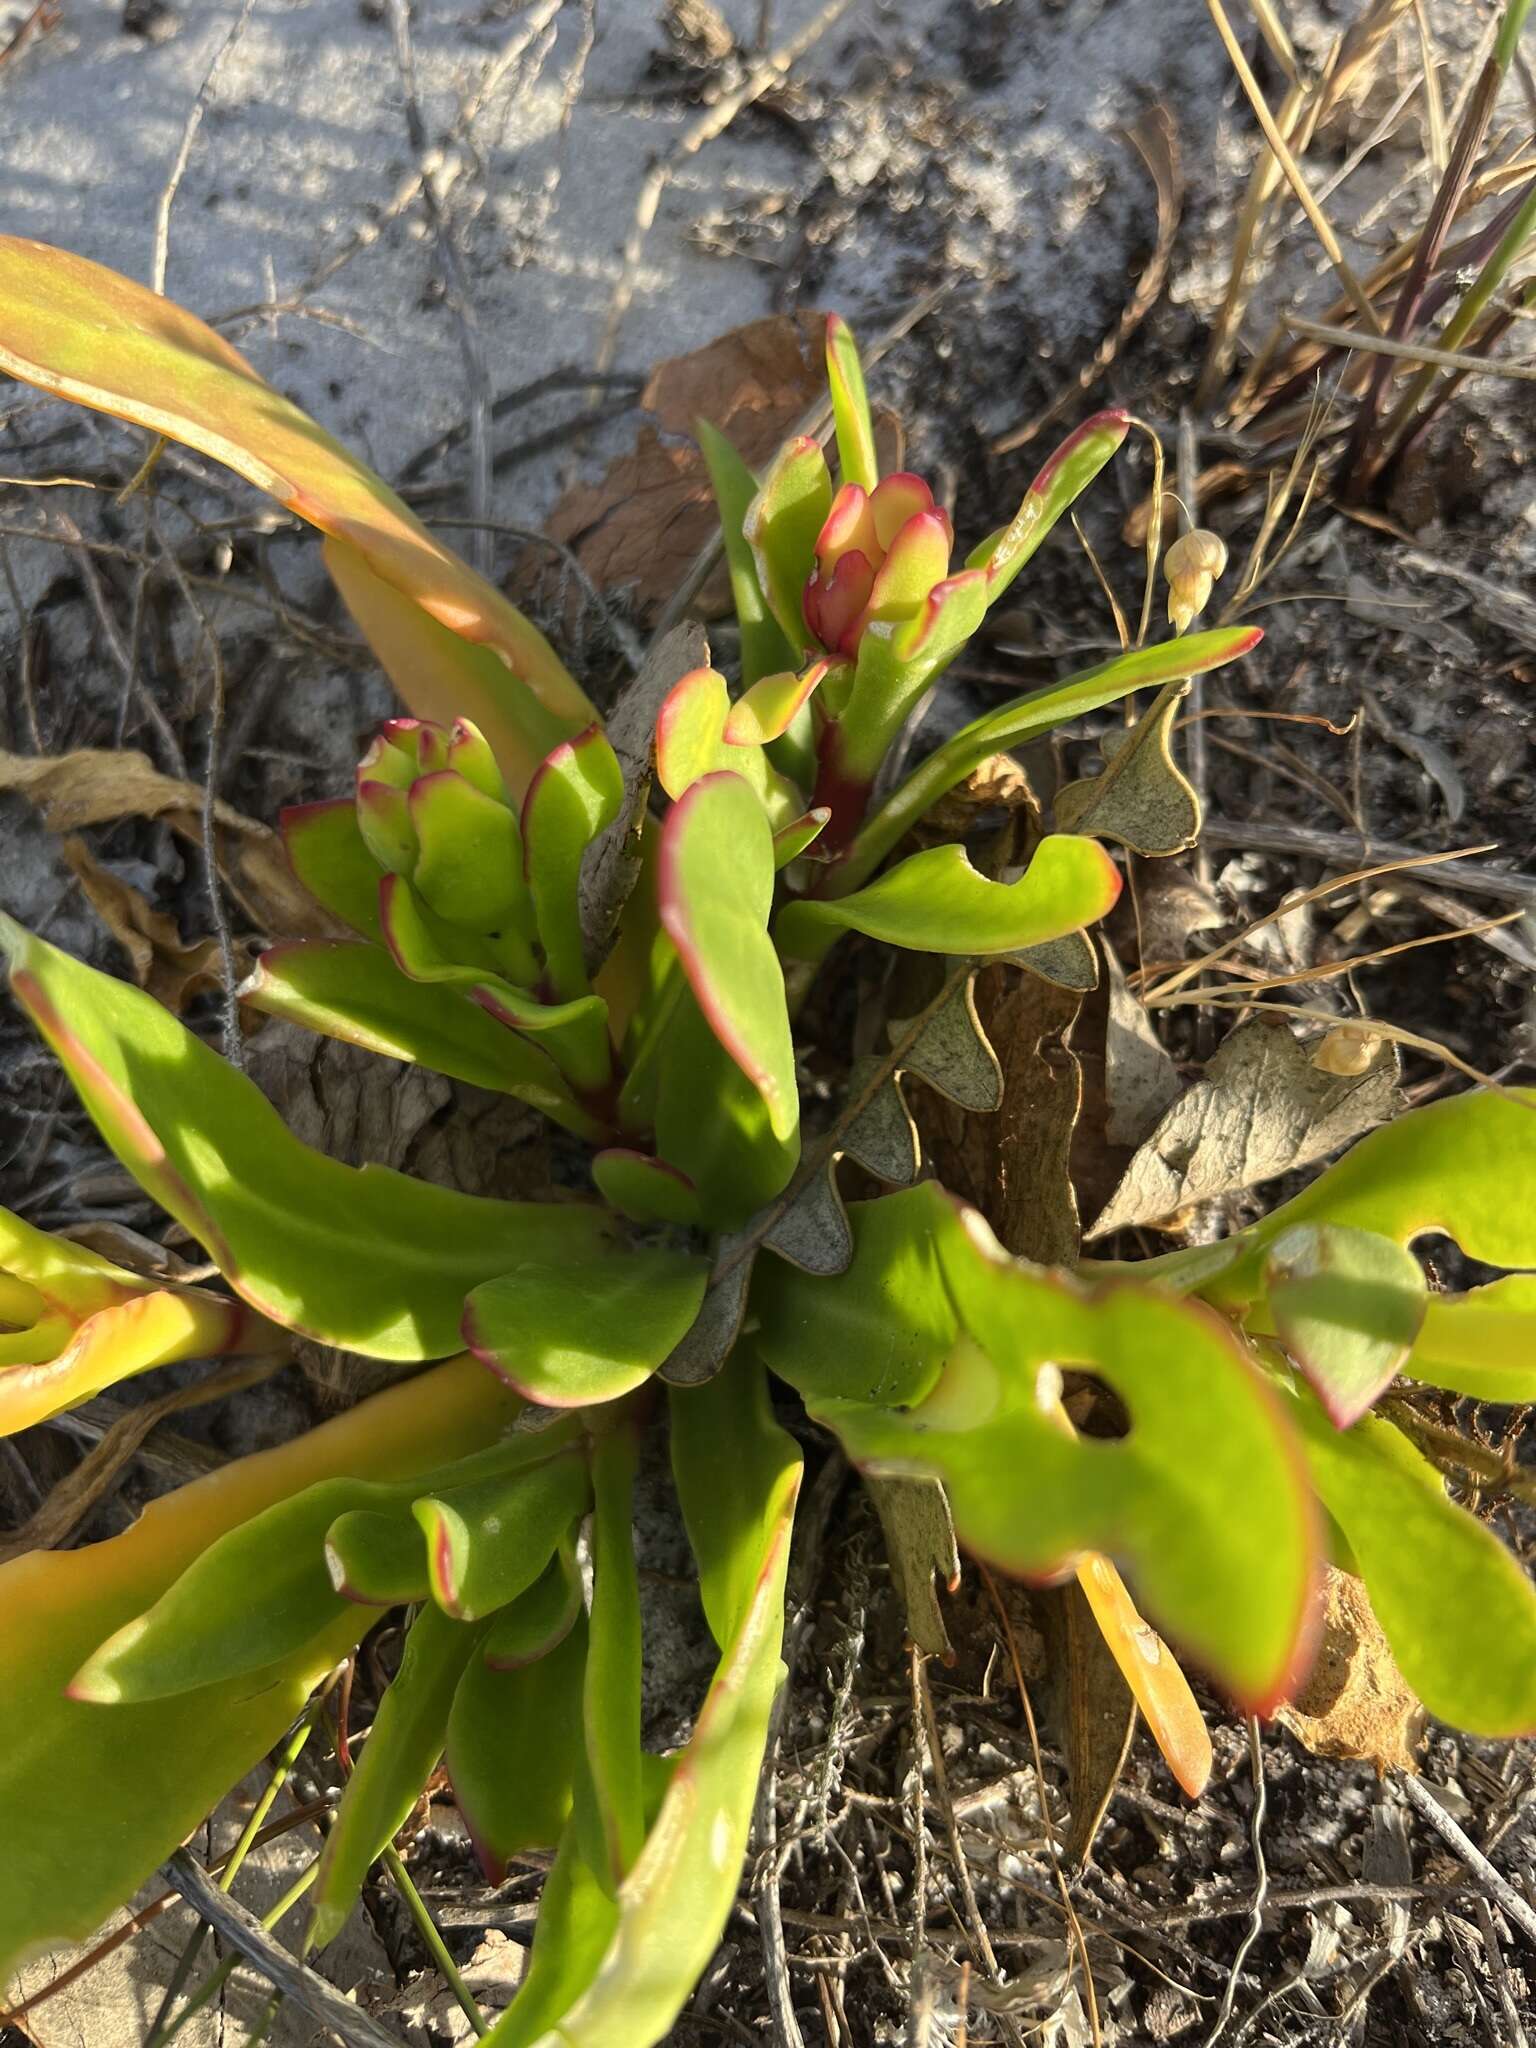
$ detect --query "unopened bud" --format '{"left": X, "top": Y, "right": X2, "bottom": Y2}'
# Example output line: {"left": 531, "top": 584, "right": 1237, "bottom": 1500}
{"left": 1165, "top": 528, "right": 1228, "bottom": 635}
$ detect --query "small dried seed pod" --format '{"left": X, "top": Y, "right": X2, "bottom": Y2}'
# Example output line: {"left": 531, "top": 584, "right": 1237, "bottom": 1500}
{"left": 1165, "top": 528, "right": 1229, "bottom": 635}
{"left": 1312, "top": 1024, "right": 1383, "bottom": 1077}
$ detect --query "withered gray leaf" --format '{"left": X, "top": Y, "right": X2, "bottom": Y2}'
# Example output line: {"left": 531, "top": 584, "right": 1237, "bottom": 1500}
{"left": 841, "top": 1063, "right": 920, "bottom": 1185}
{"left": 659, "top": 1236, "right": 754, "bottom": 1385}
{"left": 1007, "top": 928, "right": 1100, "bottom": 993}
{"left": 1086, "top": 1015, "right": 1403, "bottom": 1238}
{"left": 899, "top": 974, "right": 1004, "bottom": 1112}
{"left": 1054, "top": 679, "right": 1199, "bottom": 856}
{"left": 764, "top": 1157, "right": 854, "bottom": 1275}
{"left": 1101, "top": 941, "right": 1181, "bottom": 1149}
{"left": 867, "top": 1473, "right": 960, "bottom": 1661}
{"left": 580, "top": 621, "right": 708, "bottom": 971}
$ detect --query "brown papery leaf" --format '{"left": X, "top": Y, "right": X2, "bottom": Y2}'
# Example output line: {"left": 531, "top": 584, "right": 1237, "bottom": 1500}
{"left": 61, "top": 838, "right": 236, "bottom": 1013}
{"left": 1277, "top": 1566, "right": 1425, "bottom": 1776}
{"left": 1086, "top": 1016, "right": 1403, "bottom": 1238}
{"left": 0, "top": 746, "right": 338, "bottom": 940}
{"left": 1100, "top": 941, "right": 1181, "bottom": 1149}
{"left": 543, "top": 312, "right": 825, "bottom": 620}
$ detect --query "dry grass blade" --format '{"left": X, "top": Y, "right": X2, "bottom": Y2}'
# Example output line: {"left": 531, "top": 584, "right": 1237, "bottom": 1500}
{"left": 1204, "top": 0, "right": 1384, "bottom": 335}
{"left": 1152, "top": 909, "right": 1526, "bottom": 1005}
{"left": 1286, "top": 315, "right": 1536, "bottom": 383}
{"left": 992, "top": 107, "right": 1182, "bottom": 454}
{"left": 1143, "top": 843, "right": 1496, "bottom": 1003}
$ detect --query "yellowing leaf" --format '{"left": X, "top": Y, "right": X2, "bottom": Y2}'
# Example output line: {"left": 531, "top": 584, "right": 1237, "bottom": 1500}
{"left": 0, "top": 237, "right": 594, "bottom": 786}
{"left": 0, "top": 1354, "right": 517, "bottom": 1978}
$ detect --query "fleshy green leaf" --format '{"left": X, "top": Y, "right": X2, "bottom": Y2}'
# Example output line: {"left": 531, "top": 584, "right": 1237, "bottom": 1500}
{"left": 309, "top": 1602, "right": 485, "bottom": 1950}
{"left": 408, "top": 768, "right": 526, "bottom": 931}
{"left": 653, "top": 665, "right": 802, "bottom": 828}
{"left": 773, "top": 807, "right": 832, "bottom": 868}
{"left": 591, "top": 1148, "right": 704, "bottom": 1227}
{"left": 824, "top": 314, "right": 879, "bottom": 491}
{"left": 241, "top": 939, "right": 604, "bottom": 1139}
{"left": 659, "top": 771, "right": 798, "bottom": 1142}
{"left": 0, "top": 237, "right": 593, "bottom": 792}
{"left": 483, "top": 1539, "right": 584, "bottom": 1668}
{"left": 1293, "top": 1394, "right": 1536, "bottom": 1735}
{"left": 324, "top": 537, "right": 573, "bottom": 798}
{"left": 324, "top": 1507, "right": 431, "bottom": 1608}
{"left": 376, "top": 877, "right": 613, "bottom": 1098}
{"left": 448, "top": 1613, "right": 589, "bottom": 1881}
{"left": 968, "top": 410, "right": 1129, "bottom": 599}
{"left": 654, "top": 991, "right": 800, "bottom": 1229}
{"left": 742, "top": 437, "right": 833, "bottom": 653}
{"left": 1408, "top": 1274, "right": 1536, "bottom": 1400}
{"left": 70, "top": 1433, "right": 567, "bottom": 1702}
{"left": 670, "top": 1350, "right": 803, "bottom": 1649}
{"left": 416, "top": 1446, "right": 590, "bottom": 1620}
{"left": 484, "top": 1813, "right": 618, "bottom": 2048}
{"left": 776, "top": 832, "right": 1121, "bottom": 961}
{"left": 521, "top": 725, "right": 625, "bottom": 1001}
{"left": 1263, "top": 1223, "right": 1427, "bottom": 1428}
{"left": 279, "top": 798, "right": 384, "bottom": 941}
{"left": 695, "top": 419, "right": 798, "bottom": 689}
{"left": 463, "top": 1242, "right": 709, "bottom": 1408}
{"left": 757, "top": 1185, "right": 1318, "bottom": 1710}
{"left": 837, "top": 626, "right": 1264, "bottom": 897}
{"left": 493, "top": 1362, "right": 801, "bottom": 2047}
{"left": 723, "top": 659, "right": 833, "bottom": 747}
{"left": 583, "top": 1420, "right": 645, "bottom": 1886}
{"left": 0, "top": 913, "right": 613, "bottom": 1358}
{"left": 0, "top": 1355, "right": 515, "bottom": 1978}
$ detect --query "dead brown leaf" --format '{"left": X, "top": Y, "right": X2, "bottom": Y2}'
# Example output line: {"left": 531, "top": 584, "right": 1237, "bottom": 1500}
{"left": 0, "top": 746, "right": 338, "bottom": 940}
{"left": 542, "top": 312, "right": 825, "bottom": 621}
{"left": 1100, "top": 941, "right": 1181, "bottom": 1150}
{"left": 62, "top": 837, "right": 236, "bottom": 1012}
{"left": 1277, "top": 1566, "right": 1424, "bottom": 1775}
{"left": 1086, "top": 1015, "right": 1403, "bottom": 1238}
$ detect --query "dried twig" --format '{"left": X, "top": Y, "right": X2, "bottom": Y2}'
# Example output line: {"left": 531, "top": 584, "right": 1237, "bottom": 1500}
{"left": 154, "top": 0, "right": 260, "bottom": 297}
{"left": 162, "top": 1850, "right": 408, "bottom": 2048}
{"left": 595, "top": 0, "right": 857, "bottom": 375}
{"left": 1397, "top": 1772, "right": 1536, "bottom": 1951}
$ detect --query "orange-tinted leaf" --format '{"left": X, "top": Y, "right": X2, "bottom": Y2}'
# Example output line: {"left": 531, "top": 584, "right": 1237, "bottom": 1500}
{"left": 0, "top": 237, "right": 593, "bottom": 788}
